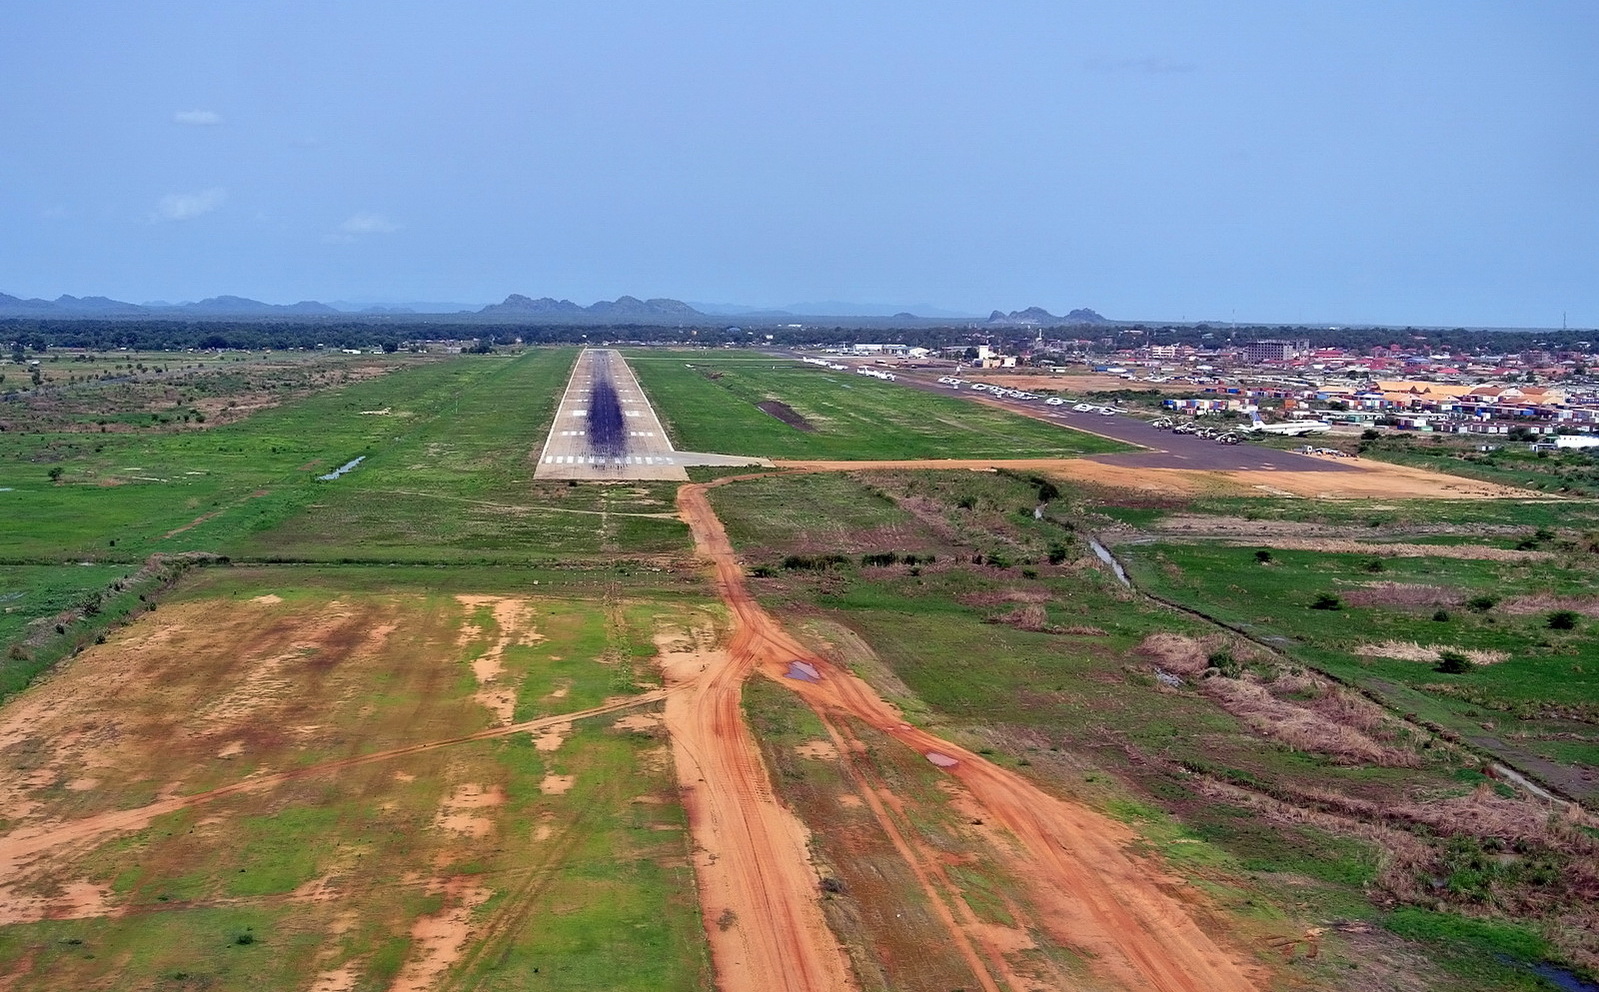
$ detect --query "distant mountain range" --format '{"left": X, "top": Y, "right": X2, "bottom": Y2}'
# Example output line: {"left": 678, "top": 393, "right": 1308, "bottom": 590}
{"left": 0, "top": 293, "right": 343, "bottom": 317}
{"left": 987, "top": 306, "right": 1108, "bottom": 326}
{"left": 0, "top": 291, "right": 1112, "bottom": 325}
{"left": 476, "top": 294, "right": 701, "bottom": 320}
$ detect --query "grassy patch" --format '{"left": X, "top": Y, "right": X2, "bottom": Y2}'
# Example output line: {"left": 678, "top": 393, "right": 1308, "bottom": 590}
{"left": 626, "top": 353, "right": 1130, "bottom": 460}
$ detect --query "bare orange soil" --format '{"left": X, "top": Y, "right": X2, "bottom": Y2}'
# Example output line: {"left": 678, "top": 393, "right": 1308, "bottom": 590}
{"left": 773, "top": 457, "right": 1529, "bottom": 499}
{"left": 677, "top": 480, "right": 1267, "bottom": 992}
{"left": 660, "top": 508, "right": 861, "bottom": 992}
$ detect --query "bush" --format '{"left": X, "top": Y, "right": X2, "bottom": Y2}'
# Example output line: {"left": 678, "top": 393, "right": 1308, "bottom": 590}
{"left": 1362, "top": 558, "right": 1386, "bottom": 573}
{"left": 1311, "top": 593, "right": 1343, "bottom": 611}
{"left": 1206, "top": 650, "right": 1241, "bottom": 678}
{"left": 1254, "top": 549, "right": 1273, "bottom": 564}
{"left": 1547, "top": 610, "right": 1579, "bottom": 630}
{"left": 1432, "top": 609, "right": 1451, "bottom": 622}
{"left": 1047, "top": 543, "right": 1070, "bottom": 565}
{"left": 1465, "top": 595, "right": 1498, "bottom": 613}
{"left": 1434, "top": 650, "right": 1473, "bottom": 674}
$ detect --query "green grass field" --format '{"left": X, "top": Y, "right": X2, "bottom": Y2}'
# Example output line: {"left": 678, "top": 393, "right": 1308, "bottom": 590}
{"left": 625, "top": 352, "right": 1131, "bottom": 459}
{"left": 1119, "top": 541, "right": 1599, "bottom": 783}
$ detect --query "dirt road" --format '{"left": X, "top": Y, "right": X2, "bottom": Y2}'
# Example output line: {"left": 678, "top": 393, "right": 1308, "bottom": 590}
{"left": 662, "top": 487, "right": 860, "bottom": 992}
{"left": 677, "top": 478, "right": 1267, "bottom": 992}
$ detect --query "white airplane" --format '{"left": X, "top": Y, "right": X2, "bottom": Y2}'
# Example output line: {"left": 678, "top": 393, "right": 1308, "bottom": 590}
{"left": 1241, "top": 412, "right": 1332, "bottom": 436}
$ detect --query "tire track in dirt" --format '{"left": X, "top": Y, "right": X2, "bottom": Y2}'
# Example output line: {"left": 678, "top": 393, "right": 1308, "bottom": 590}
{"left": 678, "top": 477, "right": 1267, "bottom": 992}
{"left": 444, "top": 797, "right": 596, "bottom": 991}
{"left": 811, "top": 709, "right": 1025, "bottom": 992}
{"left": 0, "top": 692, "right": 665, "bottom": 873}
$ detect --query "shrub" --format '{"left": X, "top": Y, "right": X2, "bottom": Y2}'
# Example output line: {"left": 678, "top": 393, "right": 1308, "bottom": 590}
{"left": 1465, "top": 595, "right": 1498, "bottom": 613}
{"left": 1547, "top": 610, "right": 1579, "bottom": 630}
{"left": 1254, "top": 549, "right": 1273, "bottom": 564}
{"left": 1311, "top": 593, "right": 1343, "bottom": 611}
{"left": 1362, "top": 558, "right": 1386, "bottom": 573}
{"left": 1206, "top": 650, "right": 1241, "bottom": 678}
{"left": 1432, "top": 609, "right": 1451, "bottom": 622}
{"left": 1434, "top": 650, "right": 1474, "bottom": 674}
{"left": 1047, "top": 543, "right": 1070, "bottom": 565}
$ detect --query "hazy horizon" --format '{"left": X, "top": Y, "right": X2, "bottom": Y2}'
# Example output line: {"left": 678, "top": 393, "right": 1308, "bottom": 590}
{"left": 3, "top": 2, "right": 1593, "bottom": 328}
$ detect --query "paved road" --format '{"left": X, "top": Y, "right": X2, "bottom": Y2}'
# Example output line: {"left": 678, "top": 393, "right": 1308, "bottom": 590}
{"left": 887, "top": 369, "right": 1356, "bottom": 473}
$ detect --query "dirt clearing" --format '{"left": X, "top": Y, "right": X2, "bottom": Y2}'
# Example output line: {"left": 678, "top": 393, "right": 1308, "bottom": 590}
{"left": 756, "top": 400, "right": 816, "bottom": 431}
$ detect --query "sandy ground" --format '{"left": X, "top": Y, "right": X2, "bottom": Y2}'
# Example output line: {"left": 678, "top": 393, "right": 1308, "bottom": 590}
{"left": 677, "top": 480, "right": 1267, "bottom": 992}
{"left": 656, "top": 523, "right": 861, "bottom": 992}
{"left": 771, "top": 457, "right": 1531, "bottom": 499}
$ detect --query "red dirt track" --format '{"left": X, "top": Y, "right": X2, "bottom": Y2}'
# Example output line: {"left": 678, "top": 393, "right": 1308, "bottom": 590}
{"left": 677, "top": 477, "right": 1266, "bottom": 992}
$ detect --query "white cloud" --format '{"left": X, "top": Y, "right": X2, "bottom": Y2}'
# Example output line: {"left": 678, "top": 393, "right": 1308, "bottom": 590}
{"left": 154, "top": 187, "right": 227, "bottom": 221}
{"left": 173, "top": 109, "right": 224, "bottom": 126}
{"left": 325, "top": 212, "right": 402, "bottom": 242}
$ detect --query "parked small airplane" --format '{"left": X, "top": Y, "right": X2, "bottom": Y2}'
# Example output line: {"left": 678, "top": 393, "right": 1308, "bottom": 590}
{"left": 1240, "top": 412, "right": 1332, "bottom": 436}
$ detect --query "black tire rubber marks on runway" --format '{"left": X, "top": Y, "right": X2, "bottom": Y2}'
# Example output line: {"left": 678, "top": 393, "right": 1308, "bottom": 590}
{"left": 587, "top": 377, "right": 628, "bottom": 458}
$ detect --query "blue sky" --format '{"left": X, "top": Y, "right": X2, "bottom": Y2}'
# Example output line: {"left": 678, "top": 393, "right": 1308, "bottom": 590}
{"left": 2, "top": 2, "right": 1594, "bottom": 325}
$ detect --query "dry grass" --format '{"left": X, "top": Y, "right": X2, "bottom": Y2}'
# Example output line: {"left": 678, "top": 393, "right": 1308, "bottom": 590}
{"left": 1137, "top": 631, "right": 1221, "bottom": 676}
{"left": 1356, "top": 641, "right": 1511, "bottom": 666}
{"left": 1137, "top": 633, "right": 1421, "bottom": 766}
{"left": 1192, "top": 773, "right": 1599, "bottom": 971}
{"left": 989, "top": 603, "right": 1049, "bottom": 631}
{"left": 958, "top": 588, "right": 1052, "bottom": 607}
{"left": 1205, "top": 677, "right": 1421, "bottom": 767}
{"left": 1498, "top": 593, "right": 1599, "bottom": 617}
{"left": 1341, "top": 583, "right": 1462, "bottom": 608}
{"left": 1216, "top": 538, "right": 1552, "bottom": 563}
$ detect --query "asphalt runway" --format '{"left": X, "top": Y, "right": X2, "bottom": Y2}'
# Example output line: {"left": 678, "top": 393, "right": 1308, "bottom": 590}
{"left": 534, "top": 350, "right": 770, "bottom": 482}
{"left": 534, "top": 349, "right": 688, "bottom": 481}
